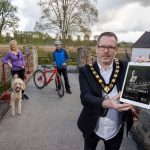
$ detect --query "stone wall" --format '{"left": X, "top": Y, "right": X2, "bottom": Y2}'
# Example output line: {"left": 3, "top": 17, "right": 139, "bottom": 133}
{"left": 131, "top": 109, "right": 150, "bottom": 150}
{"left": 24, "top": 46, "right": 38, "bottom": 72}
{"left": 77, "top": 47, "right": 95, "bottom": 70}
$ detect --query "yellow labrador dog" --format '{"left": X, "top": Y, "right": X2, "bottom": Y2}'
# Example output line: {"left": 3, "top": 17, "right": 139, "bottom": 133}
{"left": 11, "top": 75, "right": 25, "bottom": 116}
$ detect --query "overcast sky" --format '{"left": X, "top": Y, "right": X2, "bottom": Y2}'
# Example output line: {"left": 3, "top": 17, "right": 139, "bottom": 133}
{"left": 11, "top": 0, "right": 150, "bottom": 43}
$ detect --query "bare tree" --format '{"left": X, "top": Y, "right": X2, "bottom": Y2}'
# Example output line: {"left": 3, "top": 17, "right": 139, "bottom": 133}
{"left": 35, "top": 0, "right": 98, "bottom": 47}
{"left": 0, "top": 0, "right": 19, "bottom": 37}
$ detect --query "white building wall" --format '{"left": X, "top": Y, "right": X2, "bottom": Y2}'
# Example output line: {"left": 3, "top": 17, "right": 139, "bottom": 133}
{"left": 131, "top": 48, "right": 150, "bottom": 61}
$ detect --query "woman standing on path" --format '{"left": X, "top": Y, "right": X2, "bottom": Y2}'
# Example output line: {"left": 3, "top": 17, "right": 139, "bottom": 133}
{"left": 2, "top": 40, "right": 29, "bottom": 99}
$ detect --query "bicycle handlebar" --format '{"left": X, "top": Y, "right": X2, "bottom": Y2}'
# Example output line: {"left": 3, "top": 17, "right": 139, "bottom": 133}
{"left": 41, "top": 65, "right": 54, "bottom": 69}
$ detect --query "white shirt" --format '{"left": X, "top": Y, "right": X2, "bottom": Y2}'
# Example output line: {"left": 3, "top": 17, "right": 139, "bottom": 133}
{"left": 94, "top": 60, "right": 122, "bottom": 140}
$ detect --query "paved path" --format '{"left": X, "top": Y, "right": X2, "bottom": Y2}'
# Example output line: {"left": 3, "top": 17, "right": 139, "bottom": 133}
{"left": 0, "top": 73, "right": 139, "bottom": 150}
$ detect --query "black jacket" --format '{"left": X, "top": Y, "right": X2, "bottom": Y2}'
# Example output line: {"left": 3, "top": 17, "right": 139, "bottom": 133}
{"left": 77, "top": 60, "right": 133, "bottom": 136}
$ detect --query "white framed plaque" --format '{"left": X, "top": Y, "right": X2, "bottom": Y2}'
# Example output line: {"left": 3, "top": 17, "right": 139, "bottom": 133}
{"left": 120, "top": 62, "right": 150, "bottom": 109}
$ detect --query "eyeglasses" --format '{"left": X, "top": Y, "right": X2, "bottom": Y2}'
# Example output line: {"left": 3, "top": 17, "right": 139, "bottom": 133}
{"left": 97, "top": 45, "right": 116, "bottom": 51}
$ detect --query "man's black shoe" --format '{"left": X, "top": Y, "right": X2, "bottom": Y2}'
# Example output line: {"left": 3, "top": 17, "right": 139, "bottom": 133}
{"left": 23, "top": 94, "right": 29, "bottom": 100}
{"left": 66, "top": 90, "right": 72, "bottom": 94}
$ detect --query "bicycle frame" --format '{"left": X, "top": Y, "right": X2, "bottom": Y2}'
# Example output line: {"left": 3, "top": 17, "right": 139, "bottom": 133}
{"left": 43, "top": 66, "right": 58, "bottom": 85}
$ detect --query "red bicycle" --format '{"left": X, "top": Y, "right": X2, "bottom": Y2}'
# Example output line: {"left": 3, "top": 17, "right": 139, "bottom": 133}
{"left": 33, "top": 65, "right": 64, "bottom": 97}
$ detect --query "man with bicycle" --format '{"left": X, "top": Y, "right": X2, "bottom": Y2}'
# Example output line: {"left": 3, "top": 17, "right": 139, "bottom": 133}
{"left": 53, "top": 41, "right": 72, "bottom": 94}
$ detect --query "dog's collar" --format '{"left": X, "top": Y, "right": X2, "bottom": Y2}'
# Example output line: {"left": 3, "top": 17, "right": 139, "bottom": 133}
{"left": 12, "top": 91, "right": 21, "bottom": 93}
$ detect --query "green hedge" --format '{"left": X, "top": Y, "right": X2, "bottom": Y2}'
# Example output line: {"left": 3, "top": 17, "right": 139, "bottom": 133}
{"left": 0, "top": 82, "right": 11, "bottom": 96}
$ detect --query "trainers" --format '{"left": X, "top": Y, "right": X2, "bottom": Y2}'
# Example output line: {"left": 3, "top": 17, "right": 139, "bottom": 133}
{"left": 23, "top": 94, "right": 29, "bottom": 100}
{"left": 66, "top": 90, "right": 72, "bottom": 94}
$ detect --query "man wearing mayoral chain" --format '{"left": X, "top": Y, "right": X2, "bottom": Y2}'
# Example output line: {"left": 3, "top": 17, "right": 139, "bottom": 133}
{"left": 77, "top": 32, "right": 135, "bottom": 150}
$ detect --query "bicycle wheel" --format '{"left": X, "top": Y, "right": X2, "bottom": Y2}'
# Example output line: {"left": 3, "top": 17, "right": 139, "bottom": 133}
{"left": 33, "top": 70, "right": 46, "bottom": 89}
{"left": 55, "top": 73, "right": 64, "bottom": 97}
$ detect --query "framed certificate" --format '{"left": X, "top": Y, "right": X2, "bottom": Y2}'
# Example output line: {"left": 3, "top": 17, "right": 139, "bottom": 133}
{"left": 120, "top": 62, "right": 150, "bottom": 109}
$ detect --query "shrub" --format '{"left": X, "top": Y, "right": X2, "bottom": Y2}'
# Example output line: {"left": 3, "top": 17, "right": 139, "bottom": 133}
{"left": 0, "top": 82, "right": 11, "bottom": 96}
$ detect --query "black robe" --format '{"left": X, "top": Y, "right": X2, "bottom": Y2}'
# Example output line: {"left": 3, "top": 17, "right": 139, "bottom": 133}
{"left": 77, "top": 60, "right": 133, "bottom": 136}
